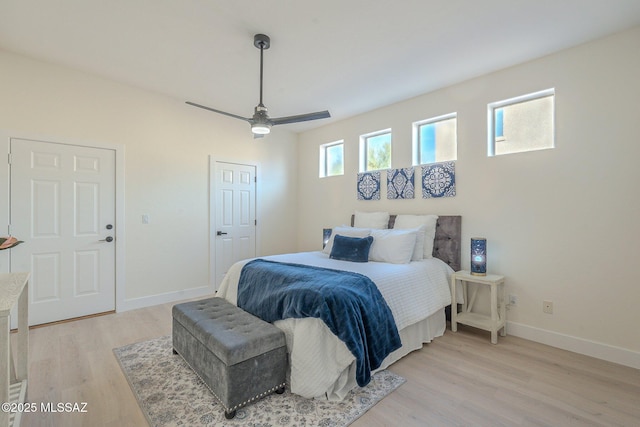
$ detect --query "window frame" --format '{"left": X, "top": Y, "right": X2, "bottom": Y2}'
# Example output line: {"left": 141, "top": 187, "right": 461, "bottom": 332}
{"left": 319, "top": 140, "right": 344, "bottom": 178}
{"left": 412, "top": 112, "right": 457, "bottom": 166}
{"left": 359, "top": 128, "right": 392, "bottom": 172}
{"left": 487, "top": 88, "right": 555, "bottom": 156}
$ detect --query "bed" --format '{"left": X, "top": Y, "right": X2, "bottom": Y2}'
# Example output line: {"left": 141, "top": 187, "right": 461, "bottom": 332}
{"left": 217, "top": 214, "right": 461, "bottom": 400}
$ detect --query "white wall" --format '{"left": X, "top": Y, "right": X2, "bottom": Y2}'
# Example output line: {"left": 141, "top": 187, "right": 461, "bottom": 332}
{"left": 0, "top": 49, "right": 299, "bottom": 308}
{"left": 297, "top": 27, "right": 640, "bottom": 367}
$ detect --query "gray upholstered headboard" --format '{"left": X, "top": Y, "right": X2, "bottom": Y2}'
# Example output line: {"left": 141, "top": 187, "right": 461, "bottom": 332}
{"left": 350, "top": 214, "right": 461, "bottom": 272}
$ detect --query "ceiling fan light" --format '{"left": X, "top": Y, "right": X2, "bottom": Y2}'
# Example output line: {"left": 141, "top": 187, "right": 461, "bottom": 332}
{"left": 251, "top": 123, "right": 271, "bottom": 134}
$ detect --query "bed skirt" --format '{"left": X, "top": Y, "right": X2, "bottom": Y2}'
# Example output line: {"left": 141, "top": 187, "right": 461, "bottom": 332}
{"left": 277, "top": 308, "right": 446, "bottom": 401}
{"left": 378, "top": 307, "right": 446, "bottom": 370}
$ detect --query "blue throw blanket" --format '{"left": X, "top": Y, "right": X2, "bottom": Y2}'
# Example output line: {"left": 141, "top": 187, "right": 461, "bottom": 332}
{"left": 237, "top": 259, "right": 401, "bottom": 387}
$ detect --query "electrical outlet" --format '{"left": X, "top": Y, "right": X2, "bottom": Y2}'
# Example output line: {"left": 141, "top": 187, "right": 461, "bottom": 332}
{"left": 509, "top": 294, "right": 517, "bottom": 306}
{"left": 543, "top": 300, "right": 553, "bottom": 314}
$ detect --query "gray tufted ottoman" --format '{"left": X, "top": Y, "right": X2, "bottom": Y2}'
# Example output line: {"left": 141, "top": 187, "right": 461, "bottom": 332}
{"left": 172, "top": 297, "right": 287, "bottom": 419}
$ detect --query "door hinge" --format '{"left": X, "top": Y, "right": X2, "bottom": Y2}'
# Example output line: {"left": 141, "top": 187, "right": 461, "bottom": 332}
{"left": 255, "top": 219, "right": 257, "bottom": 226}
{"left": 254, "top": 176, "right": 257, "bottom": 183}
{"left": 7, "top": 153, "right": 11, "bottom": 164}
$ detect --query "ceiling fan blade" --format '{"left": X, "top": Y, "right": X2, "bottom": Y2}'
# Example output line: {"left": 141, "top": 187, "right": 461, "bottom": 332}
{"left": 270, "top": 110, "right": 331, "bottom": 126}
{"left": 185, "top": 101, "right": 251, "bottom": 122}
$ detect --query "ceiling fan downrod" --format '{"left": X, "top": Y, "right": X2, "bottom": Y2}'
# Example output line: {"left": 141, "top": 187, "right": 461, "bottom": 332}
{"left": 254, "top": 34, "right": 270, "bottom": 108}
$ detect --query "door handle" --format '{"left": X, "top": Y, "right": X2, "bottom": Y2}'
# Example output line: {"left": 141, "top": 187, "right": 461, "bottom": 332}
{"left": 99, "top": 236, "right": 114, "bottom": 242}
{"left": 216, "top": 231, "right": 228, "bottom": 236}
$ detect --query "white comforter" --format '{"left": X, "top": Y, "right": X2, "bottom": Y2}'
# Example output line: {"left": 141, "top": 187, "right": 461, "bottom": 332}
{"left": 217, "top": 251, "right": 454, "bottom": 399}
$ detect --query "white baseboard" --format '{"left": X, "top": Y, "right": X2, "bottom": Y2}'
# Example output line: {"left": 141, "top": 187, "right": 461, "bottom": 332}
{"left": 117, "top": 285, "right": 214, "bottom": 312}
{"left": 507, "top": 321, "right": 640, "bottom": 370}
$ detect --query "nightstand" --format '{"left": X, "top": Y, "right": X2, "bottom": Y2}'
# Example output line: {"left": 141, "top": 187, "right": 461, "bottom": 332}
{"left": 450, "top": 270, "right": 506, "bottom": 344}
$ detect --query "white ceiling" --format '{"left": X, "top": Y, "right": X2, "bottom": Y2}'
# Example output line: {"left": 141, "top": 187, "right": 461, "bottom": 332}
{"left": 2, "top": 0, "right": 640, "bottom": 132}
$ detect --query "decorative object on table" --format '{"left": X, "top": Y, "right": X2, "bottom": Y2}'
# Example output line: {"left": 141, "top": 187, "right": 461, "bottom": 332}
{"left": 387, "top": 167, "right": 415, "bottom": 199}
{"left": 323, "top": 228, "right": 332, "bottom": 249}
{"left": 357, "top": 171, "right": 381, "bottom": 200}
{"left": 114, "top": 335, "right": 405, "bottom": 427}
{"left": 470, "top": 237, "right": 487, "bottom": 276}
{"left": 0, "top": 236, "right": 23, "bottom": 250}
{"left": 422, "top": 161, "right": 456, "bottom": 198}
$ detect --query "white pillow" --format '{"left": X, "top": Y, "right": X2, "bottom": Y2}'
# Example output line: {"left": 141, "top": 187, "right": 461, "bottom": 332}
{"left": 394, "top": 214, "right": 438, "bottom": 259}
{"left": 322, "top": 226, "right": 371, "bottom": 254}
{"left": 368, "top": 228, "right": 418, "bottom": 264}
{"left": 354, "top": 211, "right": 390, "bottom": 229}
{"left": 404, "top": 225, "right": 426, "bottom": 261}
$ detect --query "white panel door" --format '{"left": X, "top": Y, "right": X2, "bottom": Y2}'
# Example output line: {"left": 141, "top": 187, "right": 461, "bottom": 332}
{"left": 10, "top": 138, "right": 116, "bottom": 326}
{"left": 214, "top": 162, "right": 256, "bottom": 288}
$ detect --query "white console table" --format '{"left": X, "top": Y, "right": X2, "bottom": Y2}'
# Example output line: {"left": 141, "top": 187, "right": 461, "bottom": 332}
{"left": 0, "top": 273, "right": 29, "bottom": 427}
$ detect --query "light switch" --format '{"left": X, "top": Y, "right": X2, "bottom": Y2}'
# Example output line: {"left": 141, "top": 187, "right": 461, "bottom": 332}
{"left": 142, "top": 214, "right": 150, "bottom": 224}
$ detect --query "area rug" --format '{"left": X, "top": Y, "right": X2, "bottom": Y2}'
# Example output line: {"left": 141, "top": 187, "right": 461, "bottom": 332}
{"left": 114, "top": 336, "right": 405, "bottom": 427}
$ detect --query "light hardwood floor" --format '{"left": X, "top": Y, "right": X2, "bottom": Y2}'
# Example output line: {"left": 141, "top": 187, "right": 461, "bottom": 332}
{"left": 16, "top": 301, "right": 640, "bottom": 427}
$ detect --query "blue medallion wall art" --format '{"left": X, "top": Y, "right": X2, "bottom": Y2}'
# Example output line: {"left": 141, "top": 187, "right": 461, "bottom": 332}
{"left": 357, "top": 171, "right": 381, "bottom": 200}
{"left": 422, "top": 161, "right": 456, "bottom": 198}
{"left": 387, "top": 167, "right": 415, "bottom": 199}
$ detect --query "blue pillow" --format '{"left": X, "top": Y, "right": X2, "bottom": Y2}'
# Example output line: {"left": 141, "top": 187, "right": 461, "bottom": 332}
{"left": 330, "top": 235, "right": 374, "bottom": 263}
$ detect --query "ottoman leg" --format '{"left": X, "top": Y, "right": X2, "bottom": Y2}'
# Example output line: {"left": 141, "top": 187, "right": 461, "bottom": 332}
{"left": 225, "top": 409, "right": 236, "bottom": 419}
{"left": 275, "top": 386, "right": 285, "bottom": 394}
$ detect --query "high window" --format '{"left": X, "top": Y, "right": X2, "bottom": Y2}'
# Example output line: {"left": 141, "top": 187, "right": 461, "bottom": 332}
{"left": 488, "top": 88, "right": 555, "bottom": 156}
{"left": 412, "top": 113, "right": 457, "bottom": 165}
{"left": 319, "top": 140, "right": 344, "bottom": 177}
{"left": 360, "top": 129, "right": 391, "bottom": 172}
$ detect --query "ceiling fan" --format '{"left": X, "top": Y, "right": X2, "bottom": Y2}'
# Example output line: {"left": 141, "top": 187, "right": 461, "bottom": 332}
{"left": 186, "top": 34, "right": 331, "bottom": 137}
